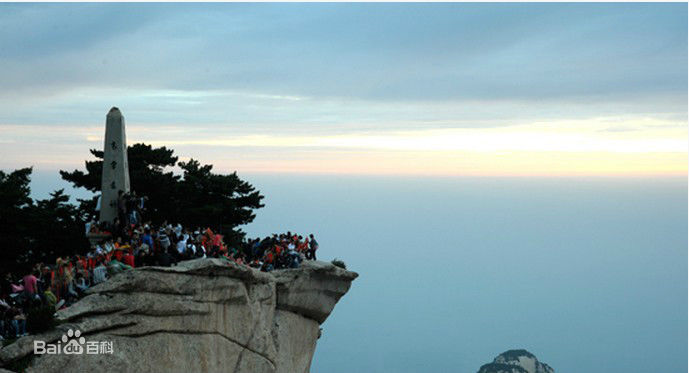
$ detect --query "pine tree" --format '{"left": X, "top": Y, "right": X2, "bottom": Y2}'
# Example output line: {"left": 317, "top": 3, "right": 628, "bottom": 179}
{"left": 60, "top": 143, "right": 264, "bottom": 244}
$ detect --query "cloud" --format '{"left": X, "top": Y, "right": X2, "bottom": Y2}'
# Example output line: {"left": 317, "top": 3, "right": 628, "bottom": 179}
{"left": 0, "top": 3, "right": 686, "bottom": 176}
{"left": 1, "top": 3, "right": 685, "bottom": 102}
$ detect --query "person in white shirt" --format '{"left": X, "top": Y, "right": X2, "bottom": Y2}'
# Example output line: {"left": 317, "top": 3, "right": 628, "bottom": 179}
{"left": 104, "top": 239, "right": 115, "bottom": 253}
{"left": 92, "top": 262, "right": 108, "bottom": 284}
{"left": 176, "top": 238, "right": 187, "bottom": 255}
{"left": 158, "top": 230, "right": 171, "bottom": 250}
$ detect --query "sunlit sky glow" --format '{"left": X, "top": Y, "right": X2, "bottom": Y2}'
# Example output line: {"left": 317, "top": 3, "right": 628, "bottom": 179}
{"left": 0, "top": 3, "right": 686, "bottom": 176}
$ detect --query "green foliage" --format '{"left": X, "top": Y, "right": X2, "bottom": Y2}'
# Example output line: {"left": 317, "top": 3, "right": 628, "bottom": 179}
{"left": 477, "top": 363, "right": 529, "bottom": 373}
{"left": 176, "top": 159, "right": 263, "bottom": 240}
{"left": 60, "top": 143, "right": 264, "bottom": 244}
{"left": 0, "top": 143, "right": 264, "bottom": 276}
{"left": 0, "top": 168, "right": 89, "bottom": 275}
{"left": 0, "top": 168, "right": 35, "bottom": 273}
{"left": 0, "top": 167, "right": 32, "bottom": 208}
{"left": 27, "top": 305, "right": 57, "bottom": 334}
{"left": 60, "top": 144, "right": 180, "bottom": 220}
{"left": 31, "top": 190, "right": 90, "bottom": 263}
{"left": 331, "top": 259, "right": 347, "bottom": 269}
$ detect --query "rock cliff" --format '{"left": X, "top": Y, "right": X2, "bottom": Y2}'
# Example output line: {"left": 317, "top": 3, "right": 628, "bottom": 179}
{"left": 478, "top": 349, "right": 554, "bottom": 373}
{"left": 0, "top": 259, "right": 357, "bottom": 373}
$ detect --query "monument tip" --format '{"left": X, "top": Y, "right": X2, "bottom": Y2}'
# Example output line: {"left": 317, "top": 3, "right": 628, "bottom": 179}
{"left": 108, "top": 107, "right": 122, "bottom": 116}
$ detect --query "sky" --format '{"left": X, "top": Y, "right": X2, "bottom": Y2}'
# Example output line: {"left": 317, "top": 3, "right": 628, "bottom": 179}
{"left": 244, "top": 174, "right": 687, "bottom": 373}
{"left": 0, "top": 3, "right": 687, "bottom": 176}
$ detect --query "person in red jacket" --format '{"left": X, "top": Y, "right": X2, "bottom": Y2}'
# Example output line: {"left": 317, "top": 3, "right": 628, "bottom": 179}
{"left": 123, "top": 249, "right": 136, "bottom": 268}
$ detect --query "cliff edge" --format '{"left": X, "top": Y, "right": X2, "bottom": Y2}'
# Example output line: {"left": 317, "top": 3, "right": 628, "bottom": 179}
{"left": 0, "top": 258, "right": 358, "bottom": 373}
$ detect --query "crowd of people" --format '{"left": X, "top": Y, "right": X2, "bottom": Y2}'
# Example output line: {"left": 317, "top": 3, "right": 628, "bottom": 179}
{"left": 1, "top": 191, "right": 320, "bottom": 340}
{"left": 85, "top": 221, "right": 320, "bottom": 271}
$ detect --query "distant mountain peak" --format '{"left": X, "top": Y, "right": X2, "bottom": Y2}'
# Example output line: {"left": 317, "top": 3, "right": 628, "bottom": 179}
{"left": 478, "top": 349, "right": 554, "bottom": 373}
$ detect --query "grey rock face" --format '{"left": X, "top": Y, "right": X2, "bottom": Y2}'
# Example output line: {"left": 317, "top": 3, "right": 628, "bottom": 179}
{"left": 99, "top": 107, "right": 130, "bottom": 223}
{"left": 0, "top": 259, "right": 357, "bottom": 373}
{"left": 478, "top": 350, "right": 554, "bottom": 373}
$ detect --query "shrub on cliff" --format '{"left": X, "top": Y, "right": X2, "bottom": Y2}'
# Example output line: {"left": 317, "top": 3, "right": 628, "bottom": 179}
{"left": 331, "top": 259, "right": 347, "bottom": 269}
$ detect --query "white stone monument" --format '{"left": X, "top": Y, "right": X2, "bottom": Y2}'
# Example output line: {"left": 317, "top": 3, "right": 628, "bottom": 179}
{"left": 99, "top": 107, "right": 130, "bottom": 223}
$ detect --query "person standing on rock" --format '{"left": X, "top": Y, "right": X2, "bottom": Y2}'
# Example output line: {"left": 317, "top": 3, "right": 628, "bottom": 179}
{"left": 117, "top": 191, "right": 127, "bottom": 226}
{"left": 22, "top": 271, "right": 38, "bottom": 296}
{"left": 307, "top": 234, "right": 318, "bottom": 260}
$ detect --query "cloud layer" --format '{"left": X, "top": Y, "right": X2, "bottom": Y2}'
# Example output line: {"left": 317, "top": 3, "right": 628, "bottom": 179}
{"left": 0, "top": 3, "right": 686, "bottom": 175}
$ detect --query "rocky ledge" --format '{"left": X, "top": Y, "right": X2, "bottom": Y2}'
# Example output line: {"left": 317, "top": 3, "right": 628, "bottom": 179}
{"left": 0, "top": 259, "right": 358, "bottom": 373}
{"left": 478, "top": 349, "right": 554, "bottom": 373}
